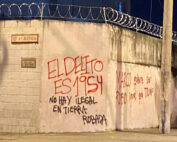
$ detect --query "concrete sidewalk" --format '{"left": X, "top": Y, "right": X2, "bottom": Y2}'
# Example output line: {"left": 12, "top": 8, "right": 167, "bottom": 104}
{"left": 0, "top": 129, "right": 177, "bottom": 142}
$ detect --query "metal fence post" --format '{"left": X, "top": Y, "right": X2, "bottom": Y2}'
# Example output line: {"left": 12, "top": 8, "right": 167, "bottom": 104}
{"left": 41, "top": 2, "right": 44, "bottom": 20}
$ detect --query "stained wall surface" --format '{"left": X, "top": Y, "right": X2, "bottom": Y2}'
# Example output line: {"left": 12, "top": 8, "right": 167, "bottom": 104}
{"left": 0, "top": 20, "right": 42, "bottom": 133}
{"left": 40, "top": 21, "right": 109, "bottom": 132}
{"left": 108, "top": 26, "right": 162, "bottom": 129}
{"left": 0, "top": 20, "right": 176, "bottom": 133}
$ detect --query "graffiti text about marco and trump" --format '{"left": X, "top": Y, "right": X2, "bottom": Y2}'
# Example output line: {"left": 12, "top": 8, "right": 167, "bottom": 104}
{"left": 116, "top": 71, "right": 154, "bottom": 104}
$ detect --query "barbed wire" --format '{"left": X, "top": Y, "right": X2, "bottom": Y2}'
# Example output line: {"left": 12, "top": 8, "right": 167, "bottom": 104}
{"left": 0, "top": 3, "right": 176, "bottom": 41}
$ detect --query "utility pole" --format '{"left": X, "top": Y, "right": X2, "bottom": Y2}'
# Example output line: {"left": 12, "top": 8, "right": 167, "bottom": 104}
{"left": 160, "top": 0, "right": 173, "bottom": 134}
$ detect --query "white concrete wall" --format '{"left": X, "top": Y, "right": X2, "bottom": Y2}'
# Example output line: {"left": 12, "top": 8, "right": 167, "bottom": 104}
{"left": 0, "top": 20, "right": 42, "bottom": 133}
{"left": 107, "top": 25, "right": 162, "bottom": 130}
{"left": 0, "top": 20, "right": 176, "bottom": 133}
{"left": 40, "top": 21, "right": 109, "bottom": 132}
{"left": 116, "top": 63, "right": 161, "bottom": 129}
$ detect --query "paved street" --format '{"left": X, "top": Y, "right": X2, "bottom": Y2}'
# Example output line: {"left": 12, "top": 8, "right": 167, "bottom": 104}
{"left": 0, "top": 129, "right": 177, "bottom": 142}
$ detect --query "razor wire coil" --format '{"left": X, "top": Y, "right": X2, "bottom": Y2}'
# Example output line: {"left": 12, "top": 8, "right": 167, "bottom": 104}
{"left": 0, "top": 3, "right": 176, "bottom": 41}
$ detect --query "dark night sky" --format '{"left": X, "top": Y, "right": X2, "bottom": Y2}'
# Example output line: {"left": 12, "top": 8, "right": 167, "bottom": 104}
{"left": 130, "top": 0, "right": 177, "bottom": 31}
{"left": 131, "top": 0, "right": 163, "bottom": 25}
{"left": 0, "top": 0, "right": 177, "bottom": 31}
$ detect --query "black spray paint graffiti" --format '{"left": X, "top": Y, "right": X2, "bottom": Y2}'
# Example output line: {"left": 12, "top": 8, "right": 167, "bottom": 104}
{"left": 82, "top": 115, "right": 107, "bottom": 125}
{"left": 49, "top": 96, "right": 107, "bottom": 125}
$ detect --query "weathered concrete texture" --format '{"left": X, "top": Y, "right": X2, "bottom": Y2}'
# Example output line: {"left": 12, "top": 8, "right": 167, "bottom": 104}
{"left": 108, "top": 25, "right": 177, "bottom": 130}
{"left": 108, "top": 25, "right": 162, "bottom": 66}
{"left": 171, "top": 78, "right": 177, "bottom": 128}
{"left": 108, "top": 25, "right": 162, "bottom": 130}
{"left": 39, "top": 21, "right": 163, "bottom": 132}
{"left": 0, "top": 20, "right": 176, "bottom": 133}
{"left": 0, "top": 20, "right": 42, "bottom": 133}
{"left": 0, "top": 129, "right": 177, "bottom": 142}
{"left": 40, "top": 21, "right": 109, "bottom": 132}
{"left": 172, "top": 45, "right": 177, "bottom": 69}
{"left": 116, "top": 63, "right": 161, "bottom": 129}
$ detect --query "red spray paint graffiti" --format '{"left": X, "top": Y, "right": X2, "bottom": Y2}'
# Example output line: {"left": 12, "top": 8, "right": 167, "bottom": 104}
{"left": 47, "top": 56, "right": 107, "bottom": 125}
{"left": 116, "top": 71, "right": 154, "bottom": 105}
{"left": 47, "top": 55, "right": 103, "bottom": 96}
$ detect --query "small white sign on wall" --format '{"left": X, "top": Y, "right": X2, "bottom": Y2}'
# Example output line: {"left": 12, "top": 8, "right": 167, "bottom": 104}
{"left": 21, "top": 58, "right": 36, "bottom": 68}
{"left": 11, "top": 34, "right": 38, "bottom": 44}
